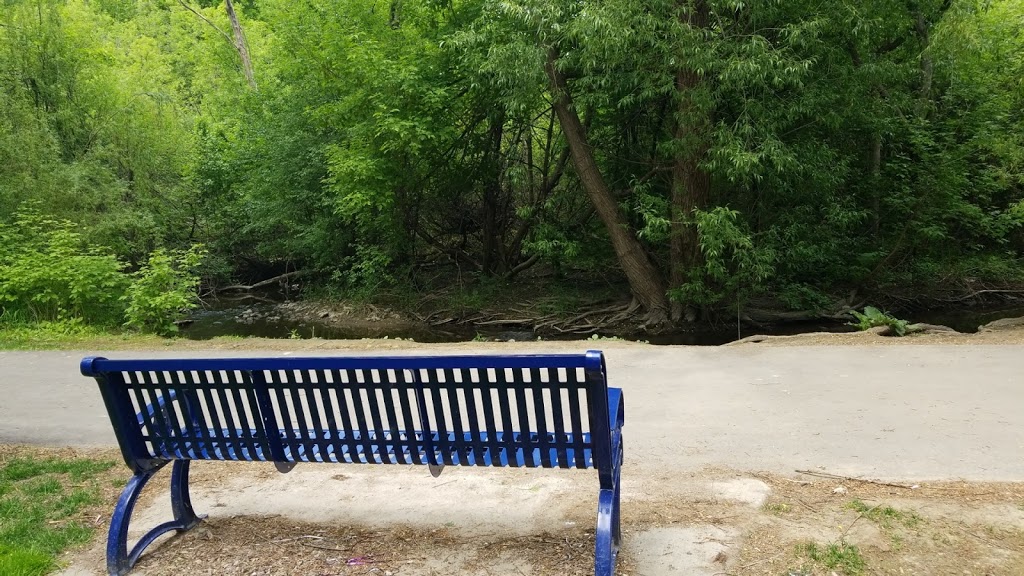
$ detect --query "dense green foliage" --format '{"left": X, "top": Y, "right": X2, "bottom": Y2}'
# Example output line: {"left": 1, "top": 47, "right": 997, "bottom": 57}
{"left": 0, "top": 207, "right": 204, "bottom": 333}
{"left": 2, "top": 0, "right": 1022, "bottom": 324}
{"left": 0, "top": 207, "right": 127, "bottom": 325}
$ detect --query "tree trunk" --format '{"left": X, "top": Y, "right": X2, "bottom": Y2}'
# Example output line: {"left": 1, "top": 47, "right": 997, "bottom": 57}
{"left": 669, "top": 0, "right": 712, "bottom": 322}
{"left": 544, "top": 47, "right": 670, "bottom": 323}
{"left": 871, "top": 133, "right": 882, "bottom": 238}
{"left": 481, "top": 114, "right": 503, "bottom": 275}
{"left": 225, "top": 0, "right": 256, "bottom": 90}
{"left": 913, "top": 8, "right": 933, "bottom": 115}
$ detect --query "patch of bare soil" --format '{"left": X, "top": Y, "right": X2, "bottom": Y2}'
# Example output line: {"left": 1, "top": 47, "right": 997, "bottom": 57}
{"left": 49, "top": 451, "right": 1024, "bottom": 576}
{"left": 116, "top": 519, "right": 609, "bottom": 576}
{"left": 722, "top": 474, "right": 1024, "bottom": 575}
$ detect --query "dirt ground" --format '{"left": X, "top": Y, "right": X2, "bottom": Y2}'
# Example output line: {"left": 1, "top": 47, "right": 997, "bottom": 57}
{"left": 25, "top": 448, "right": 1022, "bottom": 576}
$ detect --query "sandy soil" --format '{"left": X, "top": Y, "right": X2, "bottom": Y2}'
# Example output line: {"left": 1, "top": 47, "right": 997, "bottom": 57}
{"left": 34, "top": 453, "right": 1024, "bottom": 576}
{"left": 61, "top": 322, "right": 1024, "bottom": 353}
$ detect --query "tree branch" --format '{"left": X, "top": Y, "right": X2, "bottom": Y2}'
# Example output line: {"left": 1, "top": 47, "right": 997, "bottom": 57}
{"left": 217, "top": 270, "right": 309, "bottom": 293}
{"left": 176, "top": 0, "right": 232, "bottom": 44}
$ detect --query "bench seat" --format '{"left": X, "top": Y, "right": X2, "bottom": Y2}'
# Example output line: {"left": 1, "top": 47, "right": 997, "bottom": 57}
{"left": 146, "top": 429, "right": 596, "bottom": 467}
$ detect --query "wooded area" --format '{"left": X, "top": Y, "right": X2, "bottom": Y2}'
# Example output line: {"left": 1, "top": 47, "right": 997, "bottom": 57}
{"left": 2, "top": 0, "right": 1022, "bottom": 331}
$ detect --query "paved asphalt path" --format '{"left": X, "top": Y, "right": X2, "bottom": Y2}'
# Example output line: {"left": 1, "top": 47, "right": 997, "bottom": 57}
{"left": 1, "top": 345, "right": 1021, "bottom": 481}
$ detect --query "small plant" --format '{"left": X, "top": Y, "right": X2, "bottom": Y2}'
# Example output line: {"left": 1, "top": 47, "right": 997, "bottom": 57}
{"left": 123, "top": 245, "right": 206, "bottom": 336}
{"left": 472, "top": 332, "right": 488, "bottom": 342}
{"left": 849, "top": 306, "right": 910, "bottom": 336}
{"left": 670, "top": 206, "right": 775, "bottom": 310}
{"left": 763, "top": 502, "right": 792, "bottom": 515}
{"left": 798, "top": 540, "right": 865, "bottom": 574}
{"left": 847, "top": 500, "right": 922, "bottom": 529}
{"left": 288, "top": 328, "right": 302, "bottom": 340}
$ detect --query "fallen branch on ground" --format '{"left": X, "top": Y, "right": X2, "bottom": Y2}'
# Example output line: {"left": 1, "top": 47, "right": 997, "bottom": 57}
{"left": 795, "top": 469, "right": 917, "bottom": 490}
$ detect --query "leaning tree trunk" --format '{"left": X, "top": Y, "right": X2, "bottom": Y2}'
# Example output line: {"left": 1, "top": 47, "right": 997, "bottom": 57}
{"left": 545, "top": 47, "right": 670, "bottom": 324}
{"left": 176, "top": 1, "right": 256, "bottom": 89}
{"left": 669, "top": 0, "right": 712, "bottom": 322}
{"left": 225, "top": 0, "right": 256, "bottom": 90}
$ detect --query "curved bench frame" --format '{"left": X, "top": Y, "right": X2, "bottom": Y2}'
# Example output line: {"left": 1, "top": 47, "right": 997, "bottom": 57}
{"left": 107, "top": 461, "right": 203, "bottom": 575}
{"left": 83, "top": 352, "right": 624, "bottom": 576}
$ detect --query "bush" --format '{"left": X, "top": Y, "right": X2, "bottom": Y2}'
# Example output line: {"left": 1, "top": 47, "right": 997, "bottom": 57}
{"left": 124, "top": 246, "right": 206, "bottom": 335}
{"left": 0, "top": 209, "right": 127, "bottom": 326}
{"left": 850, "top": 306, "right": 910, "bottom": 336}
{"left": 1, "top": 205, "right": 207, "bottom": 336}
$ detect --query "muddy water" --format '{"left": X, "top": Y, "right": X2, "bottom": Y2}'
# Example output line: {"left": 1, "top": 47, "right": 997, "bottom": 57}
{"left": 181, "top": 302, "right": 469, "bottom": 343}
{"left": 180, "top": 299, "right": 1024, "bottom": 346}
{"left": 909, "top": 305, "right": 1024, "bottom": 333}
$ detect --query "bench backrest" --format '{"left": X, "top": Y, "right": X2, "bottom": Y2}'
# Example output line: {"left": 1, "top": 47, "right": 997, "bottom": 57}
{"left": 82, "top": 351, "right": 619, "bottom": 481}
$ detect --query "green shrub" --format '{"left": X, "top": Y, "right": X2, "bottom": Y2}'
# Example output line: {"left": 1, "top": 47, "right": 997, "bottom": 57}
{"left": 124, "top": 246, "right": 206, "bottom": 335}
{"left": 850, "top": 306, "right": 910, "bottom": 336}
{"left": 1, "top": 205, "right": 207, "bottom": 336}
{"left": 0, "top": 208, "right": 127, "bottom": 325}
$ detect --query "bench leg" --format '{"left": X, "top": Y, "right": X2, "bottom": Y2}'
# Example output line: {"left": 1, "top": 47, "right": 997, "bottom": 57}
{"left": 107, "top": 461, "right": 204, "bottom": 576}
{"left": 594, "top": 440, "right": 623, "bottom": 576}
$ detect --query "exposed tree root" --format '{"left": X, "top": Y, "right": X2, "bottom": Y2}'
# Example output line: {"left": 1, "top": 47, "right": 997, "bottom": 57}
{"left": 416, "top": 298, "right": 637, "bottom": 335}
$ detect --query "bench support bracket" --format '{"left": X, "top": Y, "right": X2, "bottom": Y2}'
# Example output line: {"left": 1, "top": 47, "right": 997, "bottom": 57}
{"left": 594, "top": 438, "right": 623, "bottom": 576}
{"left": 107, "top": 460, "right": 204, "bottom": 576}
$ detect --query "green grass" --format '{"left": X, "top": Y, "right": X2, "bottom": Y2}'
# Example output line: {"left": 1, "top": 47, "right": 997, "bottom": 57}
{"left": 0, "top": 320, "right": 173, "bottom": 350}
{"left": 798, "top": 540, "right": 865, "bottom": 574}
{"left": 0, "top": 454, "right": 116, "bottom": 575}
{"left": 847, "top": 499, "right": 923, "bottom": 529}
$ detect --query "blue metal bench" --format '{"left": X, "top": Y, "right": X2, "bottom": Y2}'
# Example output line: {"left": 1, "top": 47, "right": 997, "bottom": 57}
{"left": 82, "top": 351, "right": 624, "bottom": 576}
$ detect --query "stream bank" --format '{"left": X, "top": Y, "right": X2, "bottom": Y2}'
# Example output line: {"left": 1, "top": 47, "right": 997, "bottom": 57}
{"left": 180, "top": 296, "right": 1024, "bottom": 346}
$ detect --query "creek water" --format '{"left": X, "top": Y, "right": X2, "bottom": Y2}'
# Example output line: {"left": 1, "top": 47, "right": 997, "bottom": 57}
{"left": 179, "top": 299, "right": 1024, "bottom": 346}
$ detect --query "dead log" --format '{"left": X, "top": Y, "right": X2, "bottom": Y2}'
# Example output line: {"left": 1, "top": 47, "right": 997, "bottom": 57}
{"left": 473, "top": 319, "right": 535, "bottom": 327}
{"left": 217, "top": 270, "right": 308, "bottom": 293}
{"left": 904, "top": 322, "right": 957, "bottom": 334}
{"left": 726, "top": 322, "right": 961, "bottom": 345}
